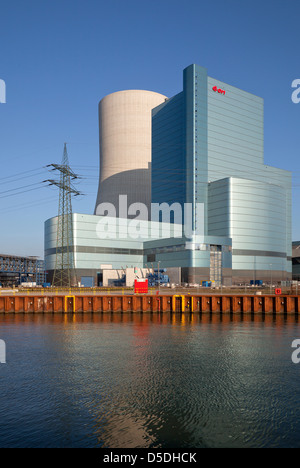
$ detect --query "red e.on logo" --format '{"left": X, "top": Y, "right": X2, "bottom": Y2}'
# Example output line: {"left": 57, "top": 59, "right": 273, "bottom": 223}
{"left": 212, "top": 85, "right": 226, "bottom": 95}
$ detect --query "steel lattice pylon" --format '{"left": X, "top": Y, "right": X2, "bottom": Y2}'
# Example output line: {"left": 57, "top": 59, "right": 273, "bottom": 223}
{"left": 44, "top": 144, "right": 81, "bottom": 287}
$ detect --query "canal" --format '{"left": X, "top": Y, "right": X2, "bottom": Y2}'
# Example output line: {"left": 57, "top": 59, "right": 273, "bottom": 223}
{"left": 0, "top": 313, "right": 299, "bottom": 448}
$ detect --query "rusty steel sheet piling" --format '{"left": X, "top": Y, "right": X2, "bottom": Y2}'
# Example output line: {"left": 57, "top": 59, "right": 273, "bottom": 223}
{"left": 0, "top": 294, "right": 299, "bottom": 315}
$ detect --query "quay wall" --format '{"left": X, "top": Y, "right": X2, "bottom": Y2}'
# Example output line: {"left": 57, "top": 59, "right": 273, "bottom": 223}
{"left": 0, "top": 295, "right": 300, "bottom": 314}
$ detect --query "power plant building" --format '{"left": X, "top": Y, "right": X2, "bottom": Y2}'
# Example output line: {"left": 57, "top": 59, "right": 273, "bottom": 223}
{"left": 151, "top": 64, "right": 291, "bottom": 283}
{"left": 45, "top": 64, "right": 292, "bottom": 286}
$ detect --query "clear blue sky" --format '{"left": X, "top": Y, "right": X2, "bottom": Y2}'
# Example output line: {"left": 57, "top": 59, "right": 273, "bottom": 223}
{"left": 0, "top": 0, "right": 299, "bottom": 258}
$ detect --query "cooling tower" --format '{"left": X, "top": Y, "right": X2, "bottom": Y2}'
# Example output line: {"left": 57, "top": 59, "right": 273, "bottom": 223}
{"left": 94, "top": 89, "right": 167, "bottom": 218}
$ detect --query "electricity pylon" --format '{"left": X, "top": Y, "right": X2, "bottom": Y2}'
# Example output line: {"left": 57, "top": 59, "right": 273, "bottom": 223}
{"left": 44, "top": 143, "right": 81, "bottom": 287}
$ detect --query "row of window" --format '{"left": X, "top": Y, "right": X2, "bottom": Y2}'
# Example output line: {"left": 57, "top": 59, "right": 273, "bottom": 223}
{"left": 45, "top": 243, "right": 229, "bottom": 257}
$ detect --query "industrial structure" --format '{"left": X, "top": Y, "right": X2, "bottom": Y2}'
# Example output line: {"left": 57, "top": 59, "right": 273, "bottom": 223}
{"left": 292, "top": 241, "right": 300, "bottom": 280}
{"left": 0, "top": 254, "right": 45, "bottom": 287}
{"left": 44, "top": 144, "right": 81, "bottom": 287}
{"left": 45, "top": 64, "right": 292, "bottom": 286}
{"left": 94, "top": 90, "right": 167, "bottom": 217}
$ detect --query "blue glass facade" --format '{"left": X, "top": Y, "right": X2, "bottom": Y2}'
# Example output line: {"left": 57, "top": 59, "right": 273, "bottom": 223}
{"left": 151, "top": 64, "right": 292, "bottom": 282}
{"left": 152, "top": 93, "right": 185, "bottom": 210}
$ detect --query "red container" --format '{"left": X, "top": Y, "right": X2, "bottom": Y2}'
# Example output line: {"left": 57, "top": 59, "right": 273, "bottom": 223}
{"left": 134, "top": 279, "right": 148, "bottom": 294}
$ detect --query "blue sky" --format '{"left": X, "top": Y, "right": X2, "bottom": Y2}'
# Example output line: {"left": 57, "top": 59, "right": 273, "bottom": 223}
{"left": 0, "top": 0, "right": 299, "bottom": 258}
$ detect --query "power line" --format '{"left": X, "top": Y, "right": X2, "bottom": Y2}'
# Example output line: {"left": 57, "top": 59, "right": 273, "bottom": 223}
{"left": 0, "top": 185, "right": 47, "bottom": 200}
{"left": 0, "top": 170, "right": 48, "bottom": 186}
{"left": 0, "top": 182, "right": 43, "bottom": 195}
{"left": 0, "top": 167, "right": 45, "bottom": 182}
{"left": 0, "top": 197, "right": 57, "bottom": 215}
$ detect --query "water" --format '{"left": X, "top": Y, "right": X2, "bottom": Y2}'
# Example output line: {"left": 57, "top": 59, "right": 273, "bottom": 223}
{"left": 0, "top": 313, "right": 300, "bottom": 448}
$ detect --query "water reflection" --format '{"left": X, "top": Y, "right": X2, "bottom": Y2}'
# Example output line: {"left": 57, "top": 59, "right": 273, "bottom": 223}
{"left": 0, "top": 313, "right": 299, "bottom": 448}
{"left": 0, "top": 311, "right": 299, "bottom": 326}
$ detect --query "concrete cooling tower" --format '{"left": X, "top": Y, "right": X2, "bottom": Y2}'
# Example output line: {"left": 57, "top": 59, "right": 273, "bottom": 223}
{"left": 94, "top": 89, "right": 167, "bottom": 218}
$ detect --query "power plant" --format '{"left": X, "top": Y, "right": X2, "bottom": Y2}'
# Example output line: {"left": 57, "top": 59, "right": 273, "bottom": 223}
{"left": 45, "top": 64, "right": 292, "bottom": 286}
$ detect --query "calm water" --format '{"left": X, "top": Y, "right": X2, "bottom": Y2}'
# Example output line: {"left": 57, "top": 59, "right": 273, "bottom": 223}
{"left": 0, "top": 313, "right": 300, "bottom": 448}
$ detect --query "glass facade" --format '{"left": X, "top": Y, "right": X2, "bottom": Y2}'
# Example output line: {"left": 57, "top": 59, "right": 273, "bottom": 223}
{"left": 45, "top": 64, "right": 292, "bottom": 284}
{"left": 151, "top": 64, "right": 292, "bottom": 282}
